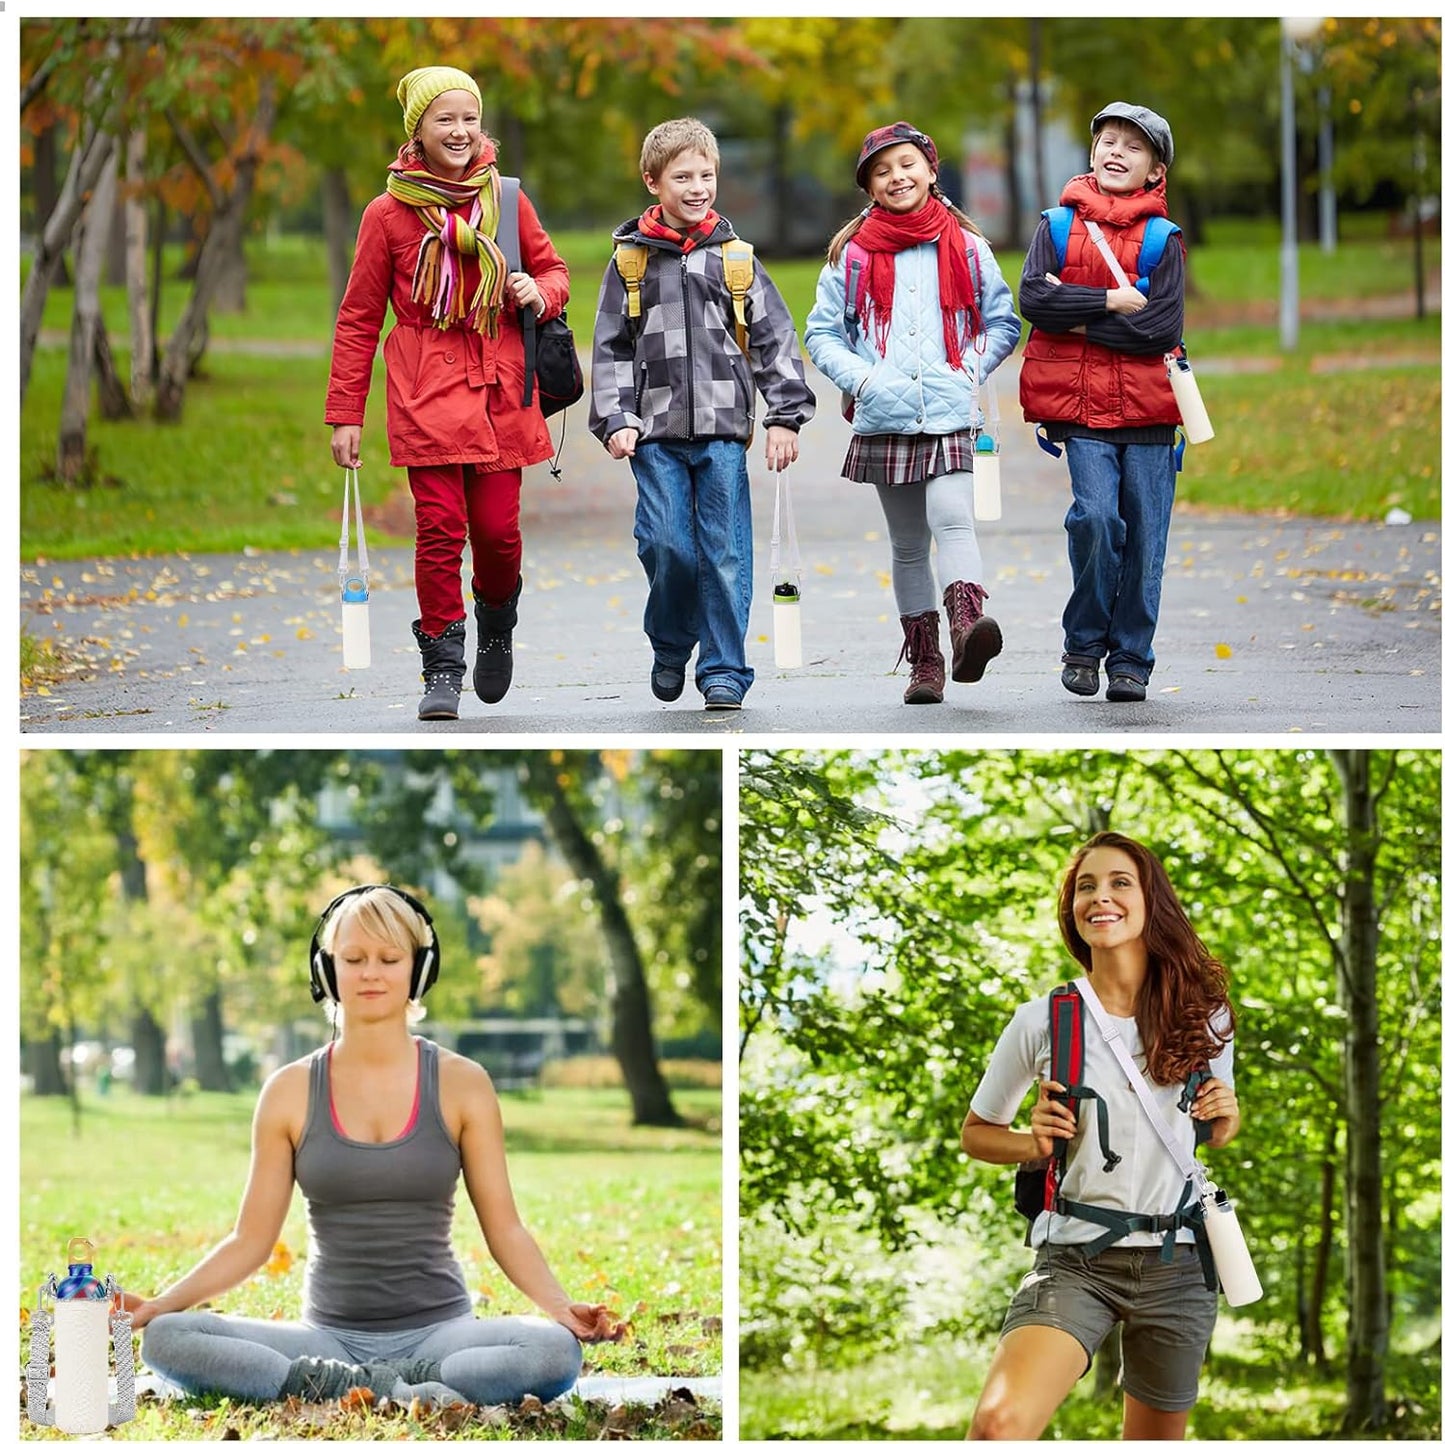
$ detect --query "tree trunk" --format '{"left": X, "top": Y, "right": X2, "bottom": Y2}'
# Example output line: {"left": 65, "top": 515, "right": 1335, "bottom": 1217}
{"left": 771, "top": 102, "right": 793, "bottom": 256}
{"left": 1028, "top": 20, "right": 1046, "bottom": 221}
{"left": 26, "top": 1034, "right": 69, "bottom": 1096}
{"left": 21, "top": 126, "right": 117, "bottom": 401}
{"left": 56, "top": 146, "right": 120, "bottom": 483}
{"left": 531, "top": 765, "right": 682, "bottom": 1127}
{"left": 31, "top": 124, "right": 71, "bottom": 286}
{"left": 320, "top": 165, "right": 353, "bottom": 321}
{"left": 154, "top": 77, "right": 277, "bottom": 420}
{"left": 124, "top": 127, "right": 154, "bottom": 408}
{"left": 93, "top": 322, "right": 132, "bottom": 421}
{"left": 131, "top": 1008, "right": 168, "bottom": 1096}
{"left": 212, "top": 227, "right": 248, "bottom": 313}
{"left": 19, "top": 17, "right": 150, "bottom": 400}
{"left": 191, "top": 990, "right": 233, "bottom": 1092}
{"left": 1304, "top": 1126, "right": 1336, "bottom": 1368}
{"left": 1330, "top": 749, "right": 1388, "bottom": 1432}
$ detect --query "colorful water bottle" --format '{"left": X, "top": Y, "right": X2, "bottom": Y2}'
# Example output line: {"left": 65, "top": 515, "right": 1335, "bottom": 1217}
{"left": 340, "top": 574, "right": 371, "bottom": 670}
{"left": 973, "top": 434, "right": 1002, "bottom": 522}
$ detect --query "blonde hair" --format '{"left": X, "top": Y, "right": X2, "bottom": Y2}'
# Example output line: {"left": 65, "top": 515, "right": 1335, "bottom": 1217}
{"left": 321, "top": 887, "right": 433, "bottom": 1025}
{"left": 826, "top": 184, "right": 983, "bottom": 268}
{"left": 640, "top": 117, "right": 720, "bottom": 181}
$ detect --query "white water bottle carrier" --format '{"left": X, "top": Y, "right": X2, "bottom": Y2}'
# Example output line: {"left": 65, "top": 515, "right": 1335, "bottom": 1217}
{"left": 770, "top": 468, "right": 803, "bottom": 671}
{"left": 338, "top": 467, "right": 371, "bottom": 669}
{"left": 1082, "top": 218, "right": 1214, "bottom": 448}
{"left": 27, "top": 1238, "right": 137, "bottom": 1432}
{"left": 970, "top": 370, "right": 1003, "bottom": 522}
{"left": 1073, "top": 978, "right": 1263, "bottom": 1307}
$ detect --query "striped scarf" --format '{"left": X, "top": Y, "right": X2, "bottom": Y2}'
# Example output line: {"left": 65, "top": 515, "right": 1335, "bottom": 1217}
{"left": 385, "top": 146, "right": 508, "bottom": 334}
{"left": 637, "top": 204, "right": 722, "bottom": 253}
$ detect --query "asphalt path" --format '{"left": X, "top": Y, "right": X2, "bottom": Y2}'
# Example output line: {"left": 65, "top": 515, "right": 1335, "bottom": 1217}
{"left": 20, "top": 358, "right": 1441, "bottom": 737}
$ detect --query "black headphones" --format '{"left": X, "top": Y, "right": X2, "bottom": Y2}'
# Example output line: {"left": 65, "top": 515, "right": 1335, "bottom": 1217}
{"left": 308, "top": 885, "right": 440, "bottom": 1005}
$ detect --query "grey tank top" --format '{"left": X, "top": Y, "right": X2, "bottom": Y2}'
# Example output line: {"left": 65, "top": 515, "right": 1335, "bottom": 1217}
{"left": 293, "top": 1037, "right": 471, "bottom": 1330}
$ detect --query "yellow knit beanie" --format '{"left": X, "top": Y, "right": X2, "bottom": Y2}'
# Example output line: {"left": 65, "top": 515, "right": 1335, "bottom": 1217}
{"left": 397, "top": 66, "right": 483, "bottom": 139}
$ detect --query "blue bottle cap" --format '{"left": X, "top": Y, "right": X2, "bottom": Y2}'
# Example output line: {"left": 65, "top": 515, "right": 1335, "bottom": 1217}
{"left": 342, "top": 577, "right": 368, "bottom": 602}
{"left": 975, "top": 433, "right": 996, "bottom": 453}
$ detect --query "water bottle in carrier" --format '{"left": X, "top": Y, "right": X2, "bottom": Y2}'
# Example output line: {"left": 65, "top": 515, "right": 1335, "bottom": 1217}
{"left": 27, "top": 1237, "right": 137, "bottom": 1433}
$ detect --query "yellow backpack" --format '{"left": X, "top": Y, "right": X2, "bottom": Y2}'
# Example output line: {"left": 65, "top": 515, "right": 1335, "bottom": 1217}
{"left": 613, "top": 238, "right": 755, "bottom": 352}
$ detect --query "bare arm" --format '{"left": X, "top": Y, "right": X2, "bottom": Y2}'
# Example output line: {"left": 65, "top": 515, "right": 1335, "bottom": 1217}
{"left": 456, "top": 1058, "right": 620, "bottom": 1341}
{"left": 127, "top": 1066, "right": 299, "bottom": 1326}
{"left": 960, "top": 1081, "right": 1074, "bottom": 1164}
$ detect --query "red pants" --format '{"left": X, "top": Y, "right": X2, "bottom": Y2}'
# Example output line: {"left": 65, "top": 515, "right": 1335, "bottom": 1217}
{"left": 408, "top": 465, "right": 522, "bottom": 635}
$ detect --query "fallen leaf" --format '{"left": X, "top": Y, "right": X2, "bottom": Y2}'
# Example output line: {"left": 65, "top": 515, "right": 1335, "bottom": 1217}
{"left": 1215, "top": 643, "right": 1233, "bottom": 660}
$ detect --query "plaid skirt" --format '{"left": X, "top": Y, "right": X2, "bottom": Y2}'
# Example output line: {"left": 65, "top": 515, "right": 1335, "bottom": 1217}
{"left": 841, "top": 430, "right": 975, "bottom": 487}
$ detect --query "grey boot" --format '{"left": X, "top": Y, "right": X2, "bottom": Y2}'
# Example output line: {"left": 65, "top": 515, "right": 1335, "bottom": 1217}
{"left": 411, "top": 618, "right": 466, "bottom": 721}
{"left": 280, "top": 1355, "right": 406, "bottom": 1403}
{"left": 472, "top": 577, "right": 522, "bottom": 705}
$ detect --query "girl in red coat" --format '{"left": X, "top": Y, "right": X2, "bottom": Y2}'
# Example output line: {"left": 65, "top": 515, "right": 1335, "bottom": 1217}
{"left": 327, "top": 66, "right": 569, "bottom": 719}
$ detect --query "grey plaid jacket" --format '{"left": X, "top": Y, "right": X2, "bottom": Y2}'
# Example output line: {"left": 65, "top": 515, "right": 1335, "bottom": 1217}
{"left": 589, "top": 214, "right": 815, "bottom": 447}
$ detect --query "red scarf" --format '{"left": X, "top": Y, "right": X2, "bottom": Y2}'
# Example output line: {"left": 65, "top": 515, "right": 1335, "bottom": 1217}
{"left": 638, "top": 204, "right": 722, "bottom": 252}
{"left": 1058, "top": 173, "right": 1174, "bottom": 233}
{"left": 853, "top": 196, "right": 982, "bottom": 370}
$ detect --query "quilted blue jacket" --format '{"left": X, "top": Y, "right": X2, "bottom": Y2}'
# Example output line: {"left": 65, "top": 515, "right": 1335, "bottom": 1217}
{"left": 805, "top": 227, "right": 1020, "bottom": 436}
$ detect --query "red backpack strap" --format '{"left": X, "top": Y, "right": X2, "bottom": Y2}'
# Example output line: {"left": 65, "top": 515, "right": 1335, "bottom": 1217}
{"left": 842, "top": 239, "right": 867, "bottom": 346}
{"left": 1042, "top": 983, "right": 1084, "bottom": 1212}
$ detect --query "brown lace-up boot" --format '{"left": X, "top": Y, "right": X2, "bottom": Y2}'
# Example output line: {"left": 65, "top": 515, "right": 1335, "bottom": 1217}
{"left": 943, "top": 580, "right": 1003, "bottom": 683}
{"left": 896, "top": 610, "right": 946, "bottom": 704}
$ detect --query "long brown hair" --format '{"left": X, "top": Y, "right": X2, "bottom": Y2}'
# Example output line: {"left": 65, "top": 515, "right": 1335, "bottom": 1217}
{"left": 1057, "top": 831, "right": 1235, "bottom": 1084}
{"left": 825, "top": 181, "right": 982, "bottom": 268}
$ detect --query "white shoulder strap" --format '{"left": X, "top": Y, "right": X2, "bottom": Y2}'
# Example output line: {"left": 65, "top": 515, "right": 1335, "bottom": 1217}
{"left": 1082, "top": 219, "right": 1132, "bottom": 289}
{"left": 1073, "top": 974, "right": 1206, "bottom": 1191}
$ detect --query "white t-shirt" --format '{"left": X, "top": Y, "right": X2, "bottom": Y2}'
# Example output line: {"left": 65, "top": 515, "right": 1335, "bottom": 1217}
{"left": 969, "top": 991, "right": 1235, "bottom": 1249}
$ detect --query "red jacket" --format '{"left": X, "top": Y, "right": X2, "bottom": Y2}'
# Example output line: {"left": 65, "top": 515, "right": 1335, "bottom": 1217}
{"left": 326, "top": 175, "right": 569, "bottom": 471}
{"left": 1018, "top": 176, "right": 1180, "bottom": 430}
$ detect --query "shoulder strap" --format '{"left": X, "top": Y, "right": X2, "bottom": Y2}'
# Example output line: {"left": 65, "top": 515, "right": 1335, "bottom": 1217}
{"left": 613, "top": 242, "right": 650, "bottom": 328}
{"left": 1043, "top": 206, "right": 1073, "bottom": 269}
{"left": 1134, "top": 215, "right": 1181, "bottom": 296}
{"left": 1042, "top": 983, "right": 1085, "bottom": 1211}
{"left": 718, "top": 237, "right": 754, "bottom": 352}
{"left": 497, "top": 175, "right": 521, "bottom": 273}
{"left": 842, "top": 239, "right": 867, "bottom": 345}
{"left": 1072, "top": 975, "right": 1208, "bottom": 1193}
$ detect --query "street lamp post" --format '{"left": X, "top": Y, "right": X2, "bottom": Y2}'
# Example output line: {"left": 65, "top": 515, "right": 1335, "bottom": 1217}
{"left": 1280, "top": 15, "right": 1325, "bottom": 351}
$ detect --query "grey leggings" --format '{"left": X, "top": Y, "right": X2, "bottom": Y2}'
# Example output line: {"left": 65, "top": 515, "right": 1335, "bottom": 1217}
{"left": 873, "top": 470, "right": 983, "bottom": 617}
{"left": 141, "top": 1310, "right": 582, "bottom": 1405}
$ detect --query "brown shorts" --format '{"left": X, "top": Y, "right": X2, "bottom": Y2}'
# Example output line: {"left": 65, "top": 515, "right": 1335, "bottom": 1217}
{"left": 1000, "top": 1242, "right": 1219, "bottom": 1412}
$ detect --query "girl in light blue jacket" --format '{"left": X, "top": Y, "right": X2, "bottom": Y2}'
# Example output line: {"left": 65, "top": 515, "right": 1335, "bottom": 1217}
{"left": 805, "top": 123, "right": 1020, "bottom": 704}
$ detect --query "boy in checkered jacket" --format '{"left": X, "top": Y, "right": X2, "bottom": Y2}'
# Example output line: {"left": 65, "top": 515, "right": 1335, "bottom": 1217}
{"left": 589, "top": 117, "right": 815, "bottom": 711}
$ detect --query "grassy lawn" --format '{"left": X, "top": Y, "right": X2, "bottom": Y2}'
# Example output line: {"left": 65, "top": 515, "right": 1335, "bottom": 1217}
{"left": 21, "top": 1084, "right": 721, "bottom": 1440}
{"left": 20, "top": 220, "right": 1440, "bottom": 562}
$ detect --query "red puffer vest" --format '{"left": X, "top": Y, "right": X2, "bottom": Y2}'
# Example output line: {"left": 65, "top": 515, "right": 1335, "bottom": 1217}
{"left": 1019, "top": 175, "right": 1181, "bottom": 429}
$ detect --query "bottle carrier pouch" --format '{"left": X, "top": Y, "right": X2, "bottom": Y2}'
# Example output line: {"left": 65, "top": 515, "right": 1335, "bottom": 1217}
{"left": 338, "top": 467, "right": 371, "bottom": 669}
{"left": 770, "top": 467, "right": 804, "bottom": 671}
{"left": 27, "top": 1238, "right": 136, "bottom": 1432}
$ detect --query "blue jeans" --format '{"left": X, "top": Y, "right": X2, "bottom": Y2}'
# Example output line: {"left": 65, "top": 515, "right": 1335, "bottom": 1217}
{"left": 1061, "top": 437, "right": 1176, "bottom": 682}
{"left": 631, "top": 439, "right": 754, "bottom": 701}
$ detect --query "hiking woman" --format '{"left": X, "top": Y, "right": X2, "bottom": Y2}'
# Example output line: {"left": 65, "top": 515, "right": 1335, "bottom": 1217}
{"left": 326, "top": 66, "right": 569, "bottom": 719}
{"left": 129, "top": 886, "right": 620, "bottom": 1408}
{"left": 961, "top": 832, "right": 1239, "bottom": 1441}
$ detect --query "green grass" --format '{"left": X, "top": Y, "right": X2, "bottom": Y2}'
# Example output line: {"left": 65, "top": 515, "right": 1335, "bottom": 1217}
{"left": 741, "top": 1331, "right": 1441, "bottom": 1440}
{"left": 21, "top": 1085, "right": 720, "bottom": 1440}
{"left": 19, "top": 220, "right": 1441, "bottom": 562}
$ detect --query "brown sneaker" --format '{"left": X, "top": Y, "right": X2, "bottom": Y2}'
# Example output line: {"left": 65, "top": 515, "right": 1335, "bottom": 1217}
{"left": 896, "top": 611, "right": 945, "bottom": 704}
{"left": 943, "top": 580, "right": 1003, "bottom": 683}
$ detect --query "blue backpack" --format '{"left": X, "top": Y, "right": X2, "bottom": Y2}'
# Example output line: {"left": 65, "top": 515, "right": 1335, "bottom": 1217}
{"left": 1043, "top": 206, "right": 1179, "bottom": 295}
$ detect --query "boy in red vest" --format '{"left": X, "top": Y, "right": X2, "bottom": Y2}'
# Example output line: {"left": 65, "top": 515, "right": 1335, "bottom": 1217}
{"left": 1018, "top": 102, "right": 1183, "bottom": 703}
